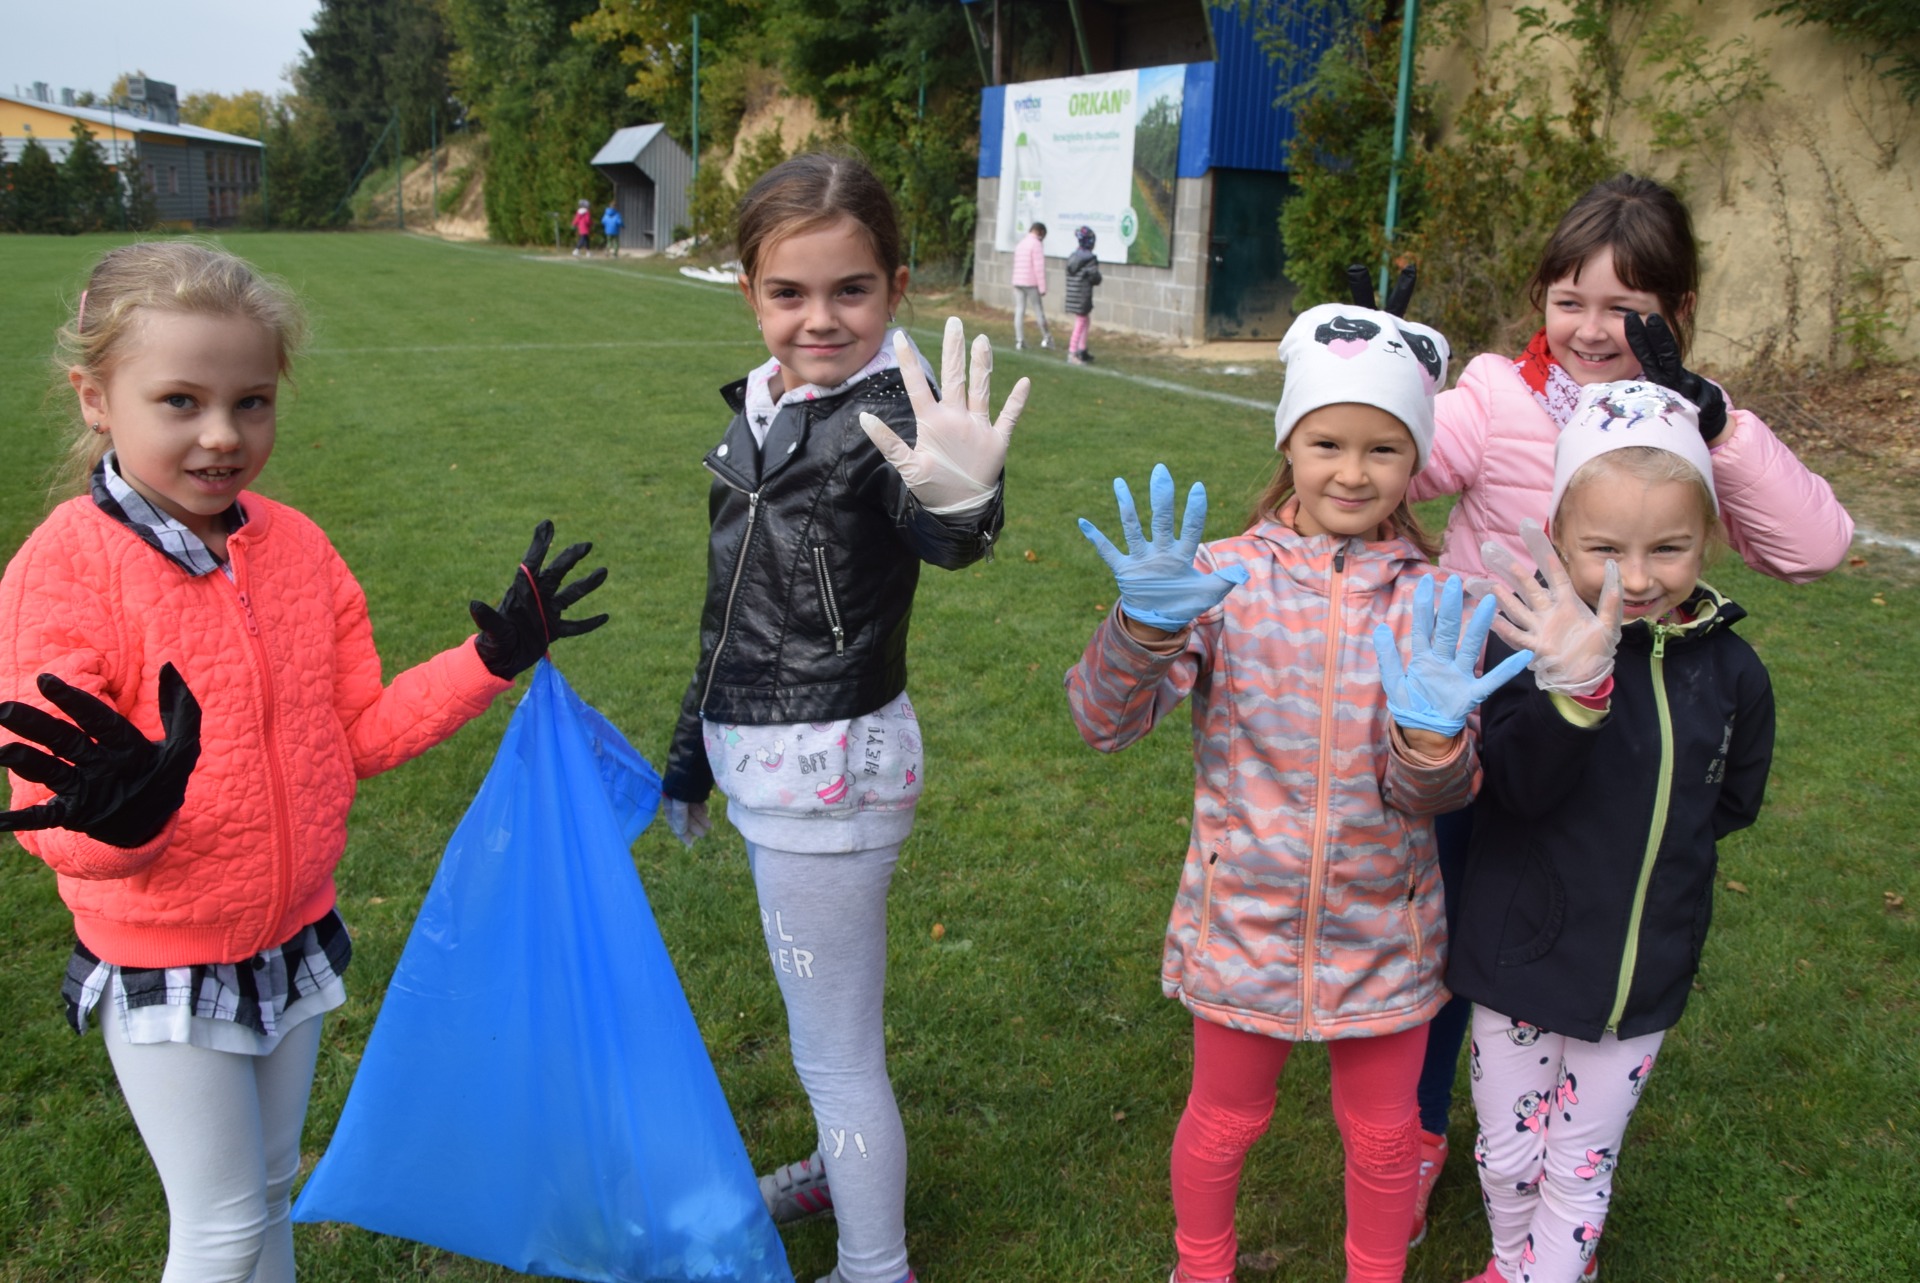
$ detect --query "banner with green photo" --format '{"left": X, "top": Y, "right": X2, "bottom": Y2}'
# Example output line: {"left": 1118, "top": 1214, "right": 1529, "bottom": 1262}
{"left": 995, "top": 64, "right": 1186, "bottom": 268}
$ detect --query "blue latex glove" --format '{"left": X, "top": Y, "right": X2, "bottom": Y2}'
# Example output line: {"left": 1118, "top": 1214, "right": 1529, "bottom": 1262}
{"left": 1372, "top": 574, "right": 1535, "bottom": 737}
{"left": 1078, "top": 464, "right": 1248, "bottom": 631}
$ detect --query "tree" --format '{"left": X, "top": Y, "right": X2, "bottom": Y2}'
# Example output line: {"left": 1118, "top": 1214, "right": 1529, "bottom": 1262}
{"left": 62, "top": 121, "right": 125, "bottom": 231}
{"left": 13, "top": 137, "right": 68, "bottom": 233}
{"left": 301, "top": 0, "right": 457, "bottom": 167}
{"left": 181, "top": 89, "right": 274, "bottom": 140}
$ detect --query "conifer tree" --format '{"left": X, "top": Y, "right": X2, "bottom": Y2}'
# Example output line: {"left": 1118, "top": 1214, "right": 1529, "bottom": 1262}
{"left": 61, "top": 122, "right": 125, "bottom": 232}
{"left": 12, "top": 137, "right": 67, "bottom": 234}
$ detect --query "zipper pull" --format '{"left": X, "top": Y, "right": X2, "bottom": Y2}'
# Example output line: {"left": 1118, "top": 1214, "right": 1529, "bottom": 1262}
{"left": 1652, "top": 628, "right": 1668, "bottom": 660}
{"left": 979, "top": 526, "right": 995, "bottom": 563}
{"left": 236, "top": 588, "right": 259, "bottom": 636}
{"left": 1333, "top": 547, "right": 1346, "bottom": 572}
{"left": 832, "top": 626, "right": 845, "bottom": 654}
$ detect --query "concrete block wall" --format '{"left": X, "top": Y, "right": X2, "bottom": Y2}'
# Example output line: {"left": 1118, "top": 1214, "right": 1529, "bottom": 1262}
{"left": 973, "top": 174, "right": 1213, "bottom": 345}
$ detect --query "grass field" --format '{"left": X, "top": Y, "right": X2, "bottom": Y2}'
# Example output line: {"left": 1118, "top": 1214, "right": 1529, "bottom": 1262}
{"left": 1, "top": 232, "right": 1915, "bottom": 1283}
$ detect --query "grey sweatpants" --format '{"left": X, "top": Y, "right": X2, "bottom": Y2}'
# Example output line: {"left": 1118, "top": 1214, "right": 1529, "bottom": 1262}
{"left": 749, "top": 840, "right": 910, "bottom": 1283}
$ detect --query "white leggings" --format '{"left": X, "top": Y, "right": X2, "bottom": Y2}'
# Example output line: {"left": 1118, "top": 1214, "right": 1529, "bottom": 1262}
{"left": 1470, "top": 1007, "right": 1666, "bottom": 1283}
{"left": 1012, "top": 285, "right": 1051, "bottom": 342}
{"left": 748, "top": 840, "right": 909, "bottom": 1283}
{"left": 102, "top": 1012, "right": 325, "bottom": 1283}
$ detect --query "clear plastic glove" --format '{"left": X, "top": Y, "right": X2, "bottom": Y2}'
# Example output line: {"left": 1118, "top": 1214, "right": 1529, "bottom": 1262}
{"left": 859, "top": 318, "right": 1029, "bottom": 514}
{"left": 664, "top": 798, "right": 710, "bottom": 849}
{"left": 1371, "top": 574, "right": 1535, "bottom": 737}
{"left": 1078, "top": 463, "right": 1249, "bottom": 632}
{"left": 1482, "top": 521, "right": 1623, "bottom": 696}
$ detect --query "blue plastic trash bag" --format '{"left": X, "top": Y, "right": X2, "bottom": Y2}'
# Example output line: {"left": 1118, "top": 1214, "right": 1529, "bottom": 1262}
{"left": 293, "top": 661, "right": 792, "bottom": 1283}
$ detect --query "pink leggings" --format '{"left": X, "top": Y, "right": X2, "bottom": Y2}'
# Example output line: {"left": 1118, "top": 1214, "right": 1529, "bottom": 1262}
{"left": 1069, "top": 313, "right": 1090, "bottom": 354}
{"left": 1172, "top": 1017, "right": 1427, "bottom": 1283}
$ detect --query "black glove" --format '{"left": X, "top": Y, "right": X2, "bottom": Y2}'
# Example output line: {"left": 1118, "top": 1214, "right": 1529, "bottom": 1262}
{"left": 0, "top": 664, "right": 202, "bottom": 849}
{"left": 470, "top": 521, "right": 609, "bottom": 679}
{"left": 1346, "top": 263, "right": 1418, "bottom": 317}
{"left": 1624, "top": 312, "right": 1727, "bottom": 442}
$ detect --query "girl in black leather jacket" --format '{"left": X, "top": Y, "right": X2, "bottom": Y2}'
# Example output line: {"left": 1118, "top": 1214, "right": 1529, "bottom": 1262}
{"left": 659, "top": 154, "right": 1028, "bottom": 1283}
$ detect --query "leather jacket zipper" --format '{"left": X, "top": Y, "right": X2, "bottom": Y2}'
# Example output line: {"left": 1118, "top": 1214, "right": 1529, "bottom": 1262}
{"left": 810, "top": 544, "right": 846, "bottom": 653}
{"left": 699, "top": 469, "right": 759, "bottom": 714}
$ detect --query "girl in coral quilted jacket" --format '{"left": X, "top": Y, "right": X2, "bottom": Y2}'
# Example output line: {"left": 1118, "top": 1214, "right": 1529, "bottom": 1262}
{"left": 0, "top": 241, "right": 605, "bottom": 1283}
{"left": 1066, "top": 298, "right": 1532, "bottom": 1283}
{"left": 1403, "top": 175, "right": 1851, "bottom": 1255}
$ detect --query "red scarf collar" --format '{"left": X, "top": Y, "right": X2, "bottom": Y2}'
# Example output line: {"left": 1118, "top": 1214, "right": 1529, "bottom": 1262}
{"left": 1514, "top": 327, "right": 1558, "bottom": 396}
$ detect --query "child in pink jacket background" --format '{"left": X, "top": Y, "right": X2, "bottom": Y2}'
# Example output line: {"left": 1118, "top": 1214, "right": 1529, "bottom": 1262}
{"left": 1067, "top": 299, "right": 1531, "bottom": 1283}
{"left": 1010, "top": 221, "right": 1054, "bottom": 351}
{"left": 1405, "top": 173, "right": 1854, "bottom": 1259}
{"left": 0, "top": 242, "right": 605, "bottom": 1283}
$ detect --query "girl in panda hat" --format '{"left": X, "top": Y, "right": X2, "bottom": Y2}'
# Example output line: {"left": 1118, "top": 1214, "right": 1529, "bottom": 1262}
{"left": 1066, "top": 292, "right": 1531, "bottom": 1283}
{"left": 1448, "top": 381, "right": 1776, "bottom": 1283}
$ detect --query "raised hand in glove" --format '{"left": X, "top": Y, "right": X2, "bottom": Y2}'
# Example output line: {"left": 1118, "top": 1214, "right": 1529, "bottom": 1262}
{"left": 0, "top": 663, "right": 201, "bottom": 848}
{"left": 860, "top": 317, "right": 1029, "bottom": 514}
{"left": 1372, "top": 574, "right": 1534, "bottom": 738}
{"left": 1078, "top": 463, "right": 1248, "bottom": 633}
{"left": 1346, "top": 262, "right": 1418, "bottom": 317}
{"left": 1482, "top": 521, "right": 1623, "bottom": 696}
{"left": 1624, "top": 312, "right": 1728, "bottom": 443}
{"left": 471, "top": 521, "right": 608, "bottom": 679}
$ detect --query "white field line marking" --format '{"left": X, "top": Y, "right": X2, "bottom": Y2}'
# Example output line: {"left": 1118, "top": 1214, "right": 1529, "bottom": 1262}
{"left": 1854, "top": 526, "right": 1920, "bottom": 557}
{"left": 309, "top": 339, "right": 760, "bottom": 355}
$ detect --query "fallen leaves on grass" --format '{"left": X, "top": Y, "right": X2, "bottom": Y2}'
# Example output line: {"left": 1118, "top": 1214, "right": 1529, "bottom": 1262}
{"left": 1885, "top": 890, "right": 1906, "bottom": 912}
{"left": 1726, "top": 880, "right": 1750, "bottom": 894}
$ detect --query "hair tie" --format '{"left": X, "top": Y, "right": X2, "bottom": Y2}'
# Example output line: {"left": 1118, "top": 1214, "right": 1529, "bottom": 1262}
{"left": 76, "top": 289, "right": 89, "bottom": 333}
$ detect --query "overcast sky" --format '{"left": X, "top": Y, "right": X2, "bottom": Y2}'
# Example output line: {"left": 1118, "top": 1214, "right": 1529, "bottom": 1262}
{"left": 6, "top": 2, "right": 322, "bottom": 102}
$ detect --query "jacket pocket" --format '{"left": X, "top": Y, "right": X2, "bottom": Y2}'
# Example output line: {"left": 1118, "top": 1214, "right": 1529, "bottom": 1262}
{"left": 1196, "top": 850, "right": 1221, "bottom": 952}
{"left": 810, "top": 545, "right": 846, "bottom": 654}
{"left": 1495, "top": 848, "right": 1565, "bottom": 967}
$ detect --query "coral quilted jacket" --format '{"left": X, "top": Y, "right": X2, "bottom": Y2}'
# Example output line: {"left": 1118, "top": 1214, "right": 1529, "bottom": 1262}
{"left": 1411, "top": 353, "right": 1854, "bottom": 584}
{"left": 1065, "top": 517, "right": 1478, "bottom": 1042}
{"left": 0, "top": 494, "right": 511, "bottom": 967}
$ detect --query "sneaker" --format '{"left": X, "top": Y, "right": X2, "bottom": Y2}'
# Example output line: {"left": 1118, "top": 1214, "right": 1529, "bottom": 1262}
{"left": 759, "top": 1152, "right": 833, "bottom": 1223}
{"left": 1409, "top": 1128, "right": 1448, "bottom": 1247}
{"left": 1461, "top": 1260, "right": 1510, "bottom": 1283}
{"left": 1040, "top": 333, "right": 1054, "bottom": 349}
{"left": 1067, "top": 352, "right": 1087, "bottom": 365}
{"left": 818, "top": 1272, "right": 916, "bottom": 1283}
{"left": 1168, "top": 1270, "right": 1234, "bottom": 1283}
{"left": 1080, "top": 349, "right": 1096, "bottom": 363}
{"left": 1015, "top": 339, "right": 1026, "bottom": 351}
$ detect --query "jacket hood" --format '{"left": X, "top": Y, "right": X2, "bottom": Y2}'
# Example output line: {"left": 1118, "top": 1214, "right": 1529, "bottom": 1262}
{"left": 1239, "top": 507, "right": 1431, "bottom": 598}
{"left": 1619, "top": 581, "right": 1746, "bottom": 651}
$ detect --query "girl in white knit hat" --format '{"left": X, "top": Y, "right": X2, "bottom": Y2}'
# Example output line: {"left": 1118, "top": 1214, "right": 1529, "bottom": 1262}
{"left": 1447, "top": 380, "right": 1777, "bottom": 1283}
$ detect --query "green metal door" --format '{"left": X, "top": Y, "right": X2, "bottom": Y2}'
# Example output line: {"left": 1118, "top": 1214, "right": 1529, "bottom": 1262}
{"left": 1206, "top": 169, "right": 1297, "bottom": 340}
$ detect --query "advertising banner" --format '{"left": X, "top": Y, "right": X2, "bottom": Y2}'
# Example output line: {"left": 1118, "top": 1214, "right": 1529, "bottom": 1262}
{"left": 995, "top": 64, "right": 1186, "bottom": 266}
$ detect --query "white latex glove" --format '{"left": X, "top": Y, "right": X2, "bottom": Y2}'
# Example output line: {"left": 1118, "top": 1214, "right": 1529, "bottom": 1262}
{"left": 1482, "top": 521, "right": 1624, "bottom": 697}
{"left": 859, "top": 317, "right": 1029, "bottom": 514}
{"left": 664, "top": 798, "right": 710, "bottom": 848}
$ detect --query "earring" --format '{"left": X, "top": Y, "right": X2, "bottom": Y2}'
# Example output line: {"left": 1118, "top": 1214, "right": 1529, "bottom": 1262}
{"left": 91, "top": 421, "right": 106, "bottom": 435}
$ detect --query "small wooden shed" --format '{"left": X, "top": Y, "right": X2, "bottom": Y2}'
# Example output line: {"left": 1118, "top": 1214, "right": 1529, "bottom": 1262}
{"left": 589, "top": 124, "right": 693, "bottom": 254}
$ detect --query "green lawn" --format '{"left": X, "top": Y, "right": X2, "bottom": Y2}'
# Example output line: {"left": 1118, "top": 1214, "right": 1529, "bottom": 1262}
{"left": 1, "top": 233, "right": 1914, "bottom": 1283}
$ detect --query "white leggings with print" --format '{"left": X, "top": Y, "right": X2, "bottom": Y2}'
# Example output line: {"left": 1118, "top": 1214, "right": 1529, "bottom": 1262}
{"left": 750, "top": 841, "right": 909, "bottom": 1283}
{"left": 102, "top": 1011, "right": 324, "bottom": 1283}
{"left": 1470, "top": 1006, "right": 1665, "bottom": 1283}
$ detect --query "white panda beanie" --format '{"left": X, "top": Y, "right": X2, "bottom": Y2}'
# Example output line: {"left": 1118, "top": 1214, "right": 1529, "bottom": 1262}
{"left": 1273, "top": 302, "right": 1451, "bottom": 471}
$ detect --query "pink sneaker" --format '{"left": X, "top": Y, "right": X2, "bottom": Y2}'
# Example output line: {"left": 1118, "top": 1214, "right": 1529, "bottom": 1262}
{"left": 1169, "top": 1270, "right": 1234, "bottom": 1283}
{"left": 1461, "top": 1259, "right": 1510, "bottom": 1283}
{"left": 1409, "top": 1128, "right": 1448, "bottom": 1246}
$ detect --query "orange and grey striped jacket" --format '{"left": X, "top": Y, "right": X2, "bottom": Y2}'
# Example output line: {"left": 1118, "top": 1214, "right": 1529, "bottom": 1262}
{"left": 1065, "top": 512, "right": 1478, "bottom": 1042}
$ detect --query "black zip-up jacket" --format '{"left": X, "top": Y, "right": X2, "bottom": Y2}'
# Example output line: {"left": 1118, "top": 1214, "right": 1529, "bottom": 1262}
{"left": 1064, "top": 248, "right": 1102, "bottom": 316}
{"left": 661, "top": 368, "right": 1004, "bottom": 804}
{"left": 1447, "top": 585, "right": 1774, "bottom": 1041}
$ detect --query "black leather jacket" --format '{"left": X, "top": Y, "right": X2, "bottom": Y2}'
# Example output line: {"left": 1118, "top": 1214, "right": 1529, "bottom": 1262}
{"left": 662, "top": 368, "right": 1004, "bottom": 804}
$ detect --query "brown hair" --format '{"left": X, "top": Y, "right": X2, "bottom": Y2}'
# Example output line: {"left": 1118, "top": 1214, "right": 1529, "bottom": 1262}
{"left": 736, "top": 152, "right": 904, "bottom": 289}
{"left": 1245, "top": 461, "right": 1441, "bottom": 560}
{"left": 1554, "top": 446, "right": 1724, "bottom": 562}
{"left": 1527, "top": 174, "right": 1699, "bottom": 358}
{"left": 53, "top": 240, "right": 305, "bottom": 496}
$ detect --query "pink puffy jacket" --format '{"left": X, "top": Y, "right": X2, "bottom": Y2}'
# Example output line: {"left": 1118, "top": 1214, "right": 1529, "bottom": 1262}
{"left": 1412, "top": 353, "right": 1854, "bottom": 583}
{"left": 0, "top": 494, "right": 512, "bottom": 967}
{"left": 1065, "top": 515, "right": 1477, "bottom": 1042}
{"left": 1011, "top": 232, "right": 1046, "bottom": 291}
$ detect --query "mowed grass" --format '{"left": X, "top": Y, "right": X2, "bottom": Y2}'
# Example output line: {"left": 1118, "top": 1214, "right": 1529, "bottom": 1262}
{"left": 0, "top": 233, "right": 1915, "bottom": 1283}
